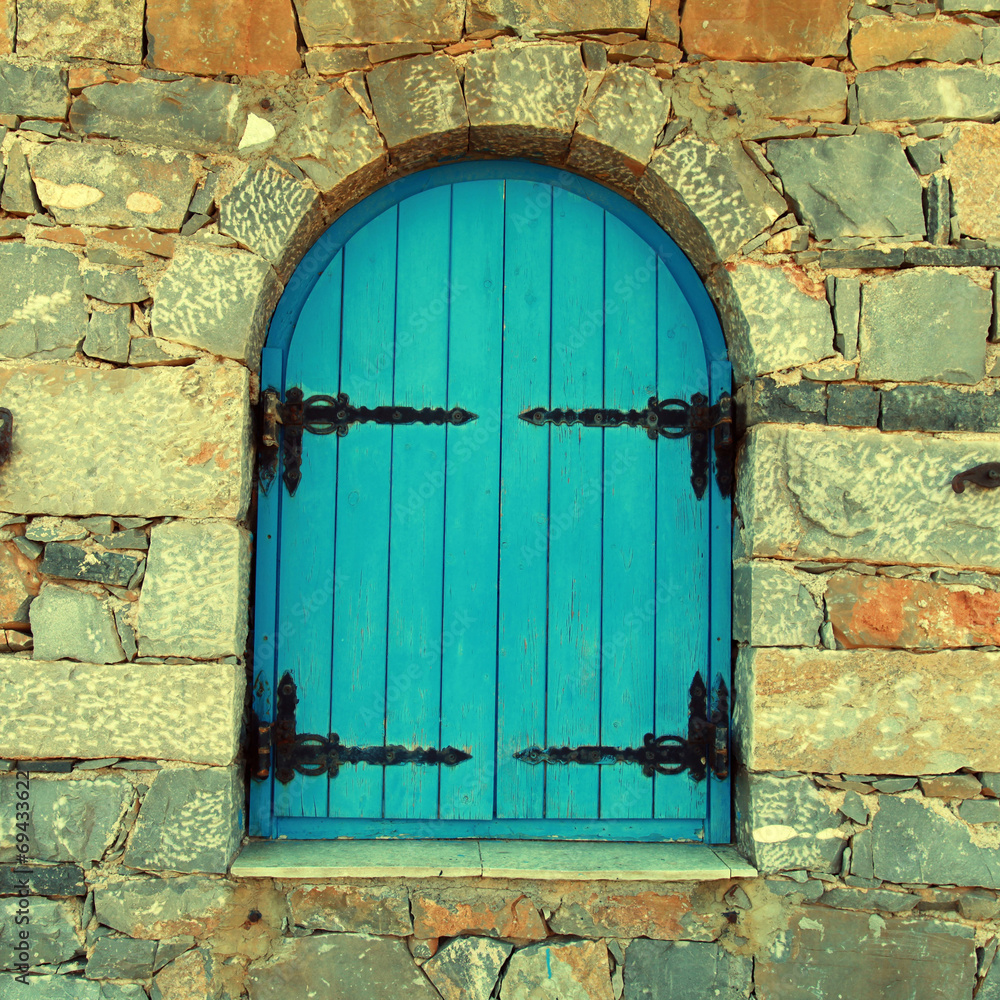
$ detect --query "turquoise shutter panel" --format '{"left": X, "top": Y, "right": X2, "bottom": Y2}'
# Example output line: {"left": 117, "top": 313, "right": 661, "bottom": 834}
{"left": 251, "top": 165, "right": 731, "bottom": 843}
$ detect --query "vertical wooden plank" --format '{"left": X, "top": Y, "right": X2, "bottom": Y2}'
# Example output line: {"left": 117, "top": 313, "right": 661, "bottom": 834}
{"left": 653, "top": 259, "right": 709, "bottom": 821}
{"left": 545, "top": 188, "right": 604, "bottom": 819}
{"left": 384, "top": 187, "right": 451, "bottom": 819}
{"left": 329, "top": 207, "right": 397, "bottom": 819}
{"left": 600, "top": 215, "right": 657, "bottom": 820}
{"left": 495, "top": 180, "right": 552, "bottom": 820}
{"left": 440, "top": 179, "right": 505, "bottom": 820}
{"left": 274, "top": 258, "right": 344, "bottom": 821}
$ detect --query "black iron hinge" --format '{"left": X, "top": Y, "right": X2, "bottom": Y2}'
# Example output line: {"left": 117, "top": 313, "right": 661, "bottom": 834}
{"left": 519, "top": 392, "right": 733, "bottom": 499}
{"left": 252, "top": 672, "right": 472, "bottom": 784}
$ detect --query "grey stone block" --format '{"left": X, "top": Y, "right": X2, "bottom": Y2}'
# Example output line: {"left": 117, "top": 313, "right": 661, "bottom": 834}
{"left": 839, "top": 790, "right": 871, "bottom": 824}
{"left": 1, "top": 141, "right": 42, "bottom": 216}
{"left": 881, "top": 386, "right": 1000, "bottom": 433}
{"left": 941, "top": 0, "right": 1000, "bottom": 10}
{"left": 29, "top": 585, "right": 125, "bottom": 665}
{"left": 925, "top": 174, "right": 952, "bottom": 246}
{"left": 830, "top": 276, "right": 860, "bottom": 359}
{"left": 767, "top": 133, "right": 924, "bottom": 241}
{"left": 818, "top": 248, "right": 904, "bottom": 269}
{"left": 93, "top": 530, "right": 147, "bottom": 552}
{"left": 907, "top": 141, "right": 941, "bottom": 175}
{"left": 152, "top": 937, "right": 194, "bottom": 972}
{"left": 295, "top": 0, "right": 462, "bottom": 45}
{"left": 0, "top": 977, "right": 100, "bottom": 999}
{"left": 0, "top": 60, "right": 69, "bottom": 119}
{"left": 83, "top": 309, "right": 131, "bottom": 364}
{"left": 735, "top": 772, "right": 846, "bottom": 873}
{"left": 737, "top": 377, "right": 828, "bottom": 428}
{"left": 707, "top": 263, "right": 835, "bottom": 382}
{"left": 122, "top": 766, "right": 242, "bottom": 874}
{"left": 851, "top": 828, "right": 875, "bottom": 880}
{"left": 708, "top": 61, "right": 847, "bottom": 123}
{"left": 86, "top": 937, "right": 156, "bottom": 980}
{"left": 248, "top": 932, "right": 442, "bottom": 1000}
{"left": 468, "top": 0, "right": 646, "bottom": 33}
{"left": 219, "top": 163, "right": 323, "bottom": 282}
{"left": 637, "top": 136, "right": 786, "bottom": 275}
{"left": 70, "top": 78, "right": 243, "bottom": 151}
{"left": 622, "top": 939, "right": 751, "bottom": 1000}
{"left": 0, "top": 243, "right": 87, "bottom": 359}
{"left": 468, "top": 44, "right": 588, "bottom": 164}
{"left": 0, "top": 863, "right": 85, "bottom": 896}
{"left": 0, "top": 896, "right": 81, "bottom": 970}
{"left": 95, "top": 876, "right": 233, "bottom": 938}
{"left": 819, "top": 887, "right": 917, "bottom": 912}
{"left": 39, "top": 543, "right": 141, "bottom": 588}
{"left": 29, "top": 143, "right": 198, "bottom": 230}
{"left": 502, "top": 940, "right": 611, "bottom": 1000}
{"left": 581, "top": 40, "right": 607, "bottom": 70}
{"left": 827, "top": 384, "right": 879, "bottom": 428}
{"left": 906, "top": 247, "right": 1000, "bottom": 266}
{"left": 986, "top": 26, "right": 1000, "bottom": 63}
{"left": 288, "top": 884, "right": 413, "bottom": 935}
{"left": 733, "top": 560, "right": 822, "bottom": 647}
{"left": 100, "top": 986, "right": 148, "bottom": 1000}
{"left": 80, "top": 268, "right": 148, "bottom": 305}
{"left": 137, "top": 520, "right": 250, "bottom": 660}
{"left": 858, "top": 66, "right": 1000, "bottom": 123}
{"left": 0, "top": 657, "right": 243, "bottom": 765}
{"left": 959, "top": 799, "right": 1000, "bottom": 823}
{"left": 859, "top": 269, "right": 990, "bottom": 384}
{"left": 423, "top": 936, "right": 512, "bottom": 1000}
{"left": 874, "top": 795, "right": 1000, "bottom": 888}
{"left": 0, "top": 773, "right": 131, "bottom": 863}
{"left": 150, "top": 245, "right": 281, "bottom": 370}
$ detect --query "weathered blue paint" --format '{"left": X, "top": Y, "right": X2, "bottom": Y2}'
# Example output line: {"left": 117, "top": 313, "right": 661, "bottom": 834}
{"left": 250, "top": 160, "right": 732, "bottom": 842}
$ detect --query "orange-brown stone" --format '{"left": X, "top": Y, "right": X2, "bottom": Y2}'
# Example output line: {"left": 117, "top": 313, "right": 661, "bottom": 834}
{"left": 850, "top": 17, "right": 983, "bottom": 72}
{"left": 0, "top": 0, "right": 15, "bottom": 54}
{"left": 681, "top": 0, "right": 851, "bottom": 61}
{"left": 146, "top": 0, "right": 301, "bottom": 77}
{"left": 827, "top": 574, "right": 1000, "bottom": 650}
{"left": 411, "top": 890, "right": 547, "bottom": 941}
{"left": 90, "top": 228, "right": 176, "bottom": 258}
{"left": 648, "top": 0, "right": 681, "bottom": 44}
{"left": 0, "top": 542, "right": 40, "bottom": 630}
{"left": 35, "top": 227, "right": 87, "bottom": 246}
{"left": 947, "top": 124, "right": 1000, "bottom": 242}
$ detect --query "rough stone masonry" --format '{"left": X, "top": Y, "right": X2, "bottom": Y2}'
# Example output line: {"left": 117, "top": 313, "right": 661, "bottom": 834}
{"left": 3, "top": 0, "right": 1000, "bottom": 998}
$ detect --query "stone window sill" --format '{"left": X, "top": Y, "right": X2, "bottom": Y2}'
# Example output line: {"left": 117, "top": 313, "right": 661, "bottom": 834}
{"left": 230, "top": 839, "right": 756, "bottom": 881}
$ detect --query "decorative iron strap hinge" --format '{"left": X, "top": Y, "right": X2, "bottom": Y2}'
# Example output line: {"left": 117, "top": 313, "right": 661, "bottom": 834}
{"left": 252, "top": 672, "right": 472, "bottom": 784}
{"left": 513, "top": 671, "right": 729, "bottom": 782}
{"left": 259, "top": 387, "right": 478, "bottom": 496}
{"left": 519, "top": 392, "right": 733, "bottom": 499}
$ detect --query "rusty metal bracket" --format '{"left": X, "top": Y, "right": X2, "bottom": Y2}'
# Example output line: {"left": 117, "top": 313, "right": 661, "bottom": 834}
{"left": 952, "top": 462, "right": 1000, "bottom": 494}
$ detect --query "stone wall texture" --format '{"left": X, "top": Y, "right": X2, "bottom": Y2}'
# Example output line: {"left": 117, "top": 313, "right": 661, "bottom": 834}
{"left": 2, "top": 2, "right": 1000, "bottom": 999}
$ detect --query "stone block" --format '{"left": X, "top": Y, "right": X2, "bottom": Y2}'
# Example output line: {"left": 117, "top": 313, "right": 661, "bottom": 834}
{"left": 707, "top": 61, "right": 846, "bottom": 123}
{"left": 906, "top": 246, "right": 1000, "bottom": 267}
{"left": 882, "top": 385, "right": 1000, "bottom": 433}
{"left": 29, "top": 584, "right": 125, "bottom": 664}
{"left": 0, "top": 361, "right": 251, "bottom": 518}
{"left": 737, "top": 377, "right": 828, "bottom": 428}
{"left": 0, "top": 895, "right": 81, "bottom": 970}
{"left": 305, "top": 47, "right": 371, "bottom": 75}
{"left": 219, "top": 163, "right": 324, "bottom": 282}
{"left": 873, "top": 794, "right": 1000, "bottom": 888}
{"left": 40, "top": 543, "right": 141, "bottom": 587}
{"left": 986, "top": 26, "right": 1000, "bottom": 63}
{"left": 858, "top": 67, "right": 1000, "bottom": 123}
{"left": 819, "top": 247, "right": 904, "bottom": 269}
{"left": 926, "top": 174, "right": 952, "bottom": 246}
{"left": 368, "top": 54, "right": 467, "bottom": 169}
{"left": 123, "top": 765, "right": 242, "bottom": 874}
{"left": 681, "top": 0, "right": 849, "bottom": 60}
{"left": 757, "top": 909, "right": 975, "bottom": 999}
{"left": 959, "top": 799, "right": 1000, "bottom": 823}
{"left": 947, "top": 124, "right": 1000, "bottom": 241}
{"left": 706, "top": 263, "right": 835, "bottom": 383}
{"left": 466, "top": 44, "right": 587, "bottom": 163}
{"left": 733, "top": 560, "right": 822, "bottom": 647}
{"left": 137, "top": 520, "right": 250, "bottom": 660}
{"left": 0, "top": 863, "right": 85, "bottom": 896}
{"left": 467, "top": 0, "right": 647, "bottom": 34}
{"left": 0, "top": 243, "right": 87, "bottom": 359}
{"left": 411, "top": 889, "right": 546, "bottom": 940}
{"left": 0, "top": 61, "right": 69, "bottom": 119}
{"left": 820, "top": 886, "right": 917, "bottom": 912}
{"left": 0, "top": 773, "right": 131, "bottom": 863}
{"left": 941, "top": 0, "right": 1000, "bottom": 9}
{"left": 247, "top": 933, "right": 441, "bottom": 1000}
{"left": 288, "top": 884, "right": 413, "bottom": 935}
{"left": 16, "top": 0, "right": 143, "bottom": 62}
{"left": 83, "top": 308, "right": 131, "bottom": 363}
{"left": 151, "top": 245, "right": 281, "bottom": 369}
{"left": 768, "top": 133, "right": 924, "bottom": 241}
{"left": 859, "top": 269, "right": 989, "bottom": 384}
{"left": 29, "top": 143, "right": 198, "bottom": 231}
{"left": 150, "top": 947, "right": 220, "bottom": 999}
{"left": 127, "top": 336, "right": 201, "bottom": 367}
{"left": 919, "top": 773, "right": 983, "bottom": 799}
{"left": 423, "top": 937, "right": 511, "bottom": 1000}
{"left": 648, "top": 0, "right": 680, "bottom": 44}
{"left": 851, "top": 17, "right": 983, "bottom": 72}
{"left": 0, "top": 657, "right": 243, "bottom": 765}
{"left": 0, "top": 977, "right": 100, "bottom": 999}
{"left": 24, "top": 519, "right": 85, "bottom": 543}
{"left": 501, "top": 939, "right": 612, "bottom": 1000}
{"left": 87, "top": 936, "right": 156, "bottom": 980}
{"left": 636, "top": 136, "right": 786, "bottom": 275}
{"left": 70, "top": 78, "right": 243, "bottom": 151}
{"left": 622, "top": 939, "right": 752, "bottom": 1000}
{"left": 548, "top": 887, "right": 726, "bottom": 942}
{"left": 907, "top": 140, "right": 941, "bottom": 177}
{"left": 0, "top": 1, "right": 11, "bottom": 54}
{"left": 827, "top": 384, "right": 879, "bottom": 427}
{"left": 0, "top": 542, "right": 38, "bottom": 631}
{"left": 567, "top": 65, "right": 668, "bottom": 190}
{"left": 95, "top": 875, "right": 234, "bottom": 938}
{"left": 81, "top": 267, "right": 147, "bottom": 305}
{"left": 1, "top": 140, "right": 42, "bottom": 216}
{"left": 735, "top": 648, "right": 1000, "bottom": 774}
{"left": 147, "top": 0, "right": 300, "bottom": 75}
{"left": 295, "top": 0, "right": 462, "bottom": 45}
{"left": 280, "top": 84, "right": 386, "bottom": 202}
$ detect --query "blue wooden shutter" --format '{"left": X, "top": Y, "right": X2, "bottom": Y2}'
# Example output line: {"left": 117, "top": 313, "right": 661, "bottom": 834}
{"left": 251, "top": 165, "right": 731, "bottom": 842}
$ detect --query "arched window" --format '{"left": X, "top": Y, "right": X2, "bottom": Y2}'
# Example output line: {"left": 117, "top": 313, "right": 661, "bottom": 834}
{"left": 250, "top": 161, "right": 732, "bottom": 843}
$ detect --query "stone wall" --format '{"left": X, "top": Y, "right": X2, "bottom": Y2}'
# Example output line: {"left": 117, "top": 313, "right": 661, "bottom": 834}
{"left": 2, "top": 0, "right": 1000, "bottom": 998}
